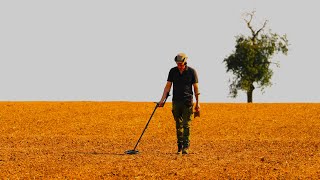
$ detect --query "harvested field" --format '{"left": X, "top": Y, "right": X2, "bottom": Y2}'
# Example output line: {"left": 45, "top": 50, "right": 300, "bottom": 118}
{"left": 0, "top": 102, "right": 320, "bottom": 179}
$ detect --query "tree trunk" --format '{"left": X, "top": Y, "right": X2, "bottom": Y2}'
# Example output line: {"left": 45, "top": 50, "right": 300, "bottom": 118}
{"left": 247, "top": 84, "right": 255, "bottom": 103}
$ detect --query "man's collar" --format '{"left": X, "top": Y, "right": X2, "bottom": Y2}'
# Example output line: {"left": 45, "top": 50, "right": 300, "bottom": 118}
{"left": 185, "top": 65, "right": 189, "bottom": 70}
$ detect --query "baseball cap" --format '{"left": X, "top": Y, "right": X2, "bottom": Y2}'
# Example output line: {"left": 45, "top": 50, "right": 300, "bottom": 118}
{"left": 175, "top": 53, "right": 188, "bottom": 63}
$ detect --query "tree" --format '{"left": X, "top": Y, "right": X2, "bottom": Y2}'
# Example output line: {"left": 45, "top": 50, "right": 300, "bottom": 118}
{"left": 223, "top": 11, "right": 289, "bottom": 103}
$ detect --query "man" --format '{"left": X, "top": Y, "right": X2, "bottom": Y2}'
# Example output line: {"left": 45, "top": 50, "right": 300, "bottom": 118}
{"left": 158, "top": 53, "right": 200, "bottom": 154}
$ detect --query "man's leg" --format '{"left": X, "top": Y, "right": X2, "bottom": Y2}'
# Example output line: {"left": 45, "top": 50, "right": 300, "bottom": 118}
{"left": 175, "top": 119, "right": 183, "bottom": 153}
{"left": 182, "top": 104, "right": 193, "bottom": 154}
{"left": 172, "top": 102, "right": 184, "bottom": 153}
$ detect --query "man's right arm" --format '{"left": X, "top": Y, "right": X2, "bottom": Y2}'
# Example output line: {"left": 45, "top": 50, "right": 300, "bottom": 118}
{"left": 158, "top": 81, "right": 172, "bottom": 107}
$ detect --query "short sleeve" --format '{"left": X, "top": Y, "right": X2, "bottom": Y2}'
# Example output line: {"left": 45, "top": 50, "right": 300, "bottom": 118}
{"left": 192, "top": 69, "right": 199, "bottom": 84}
{"left": 167, "top": 68, "right": 174, "bottom": 82}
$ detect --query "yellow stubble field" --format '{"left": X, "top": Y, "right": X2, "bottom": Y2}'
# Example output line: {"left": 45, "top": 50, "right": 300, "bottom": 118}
{"left": 0, "top": 102, "right": 319, "bottom": 179}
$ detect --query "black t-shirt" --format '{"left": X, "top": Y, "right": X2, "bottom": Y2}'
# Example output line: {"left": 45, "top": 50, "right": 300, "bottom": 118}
{"left": 167, "top": 66, "right": 198, "bottom": 103}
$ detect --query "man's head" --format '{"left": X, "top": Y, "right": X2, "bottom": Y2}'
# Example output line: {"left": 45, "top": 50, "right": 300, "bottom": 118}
{"left": 175, "top": 53, "right": 188, "bottom": 64}
{"left": 175, "top": 53, "right": 188, "bottom": 71}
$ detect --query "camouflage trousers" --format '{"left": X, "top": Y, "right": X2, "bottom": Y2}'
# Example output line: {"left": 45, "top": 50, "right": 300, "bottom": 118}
{"left": 172, "top": 101, "right": 193, "bottom": 148}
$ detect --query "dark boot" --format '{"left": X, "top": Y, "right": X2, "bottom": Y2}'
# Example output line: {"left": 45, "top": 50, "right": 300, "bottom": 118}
{"left": 177, "top": 143, "right": 183, "bottom": 154}
{"left": 182, "top": 142, "right": 189, "bottom": 154}
{"left": 182, "top": 147, "right": 189, "bottom": 154}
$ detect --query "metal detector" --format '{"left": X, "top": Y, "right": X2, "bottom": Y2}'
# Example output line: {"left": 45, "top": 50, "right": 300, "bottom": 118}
{"left": 125, "top": 93, "right": 170, "bottom": 155}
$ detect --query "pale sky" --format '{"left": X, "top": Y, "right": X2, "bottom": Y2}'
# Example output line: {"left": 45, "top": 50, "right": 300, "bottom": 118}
{"left": 1, "top": 1, "right": 319, "bottom": 102}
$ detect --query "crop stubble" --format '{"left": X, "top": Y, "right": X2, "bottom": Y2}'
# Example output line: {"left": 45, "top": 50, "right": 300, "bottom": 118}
{"left": 0, "top": 102, "right": 319, "bottom": 179}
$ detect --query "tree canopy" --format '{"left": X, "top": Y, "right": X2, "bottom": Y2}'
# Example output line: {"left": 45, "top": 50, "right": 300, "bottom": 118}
{"left": 223, "top": 11, "right": 289, "bottom": 102}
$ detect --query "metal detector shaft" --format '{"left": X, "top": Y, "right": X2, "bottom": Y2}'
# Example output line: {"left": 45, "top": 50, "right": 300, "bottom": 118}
{"left": 131, "top": 93, "right": 170, "bottom": 151}
{"left": 131, "top": 104, "right": 158, "bottom": 151}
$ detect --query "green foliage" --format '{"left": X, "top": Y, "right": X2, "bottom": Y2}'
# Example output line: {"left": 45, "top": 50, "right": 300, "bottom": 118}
{"left": 223, "top": 18, "right": 289, "bottom": 99}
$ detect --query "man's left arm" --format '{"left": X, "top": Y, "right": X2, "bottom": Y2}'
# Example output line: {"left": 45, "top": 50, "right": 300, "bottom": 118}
{"left": 193, "top": 83, "right": 200, "bottom": 111}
